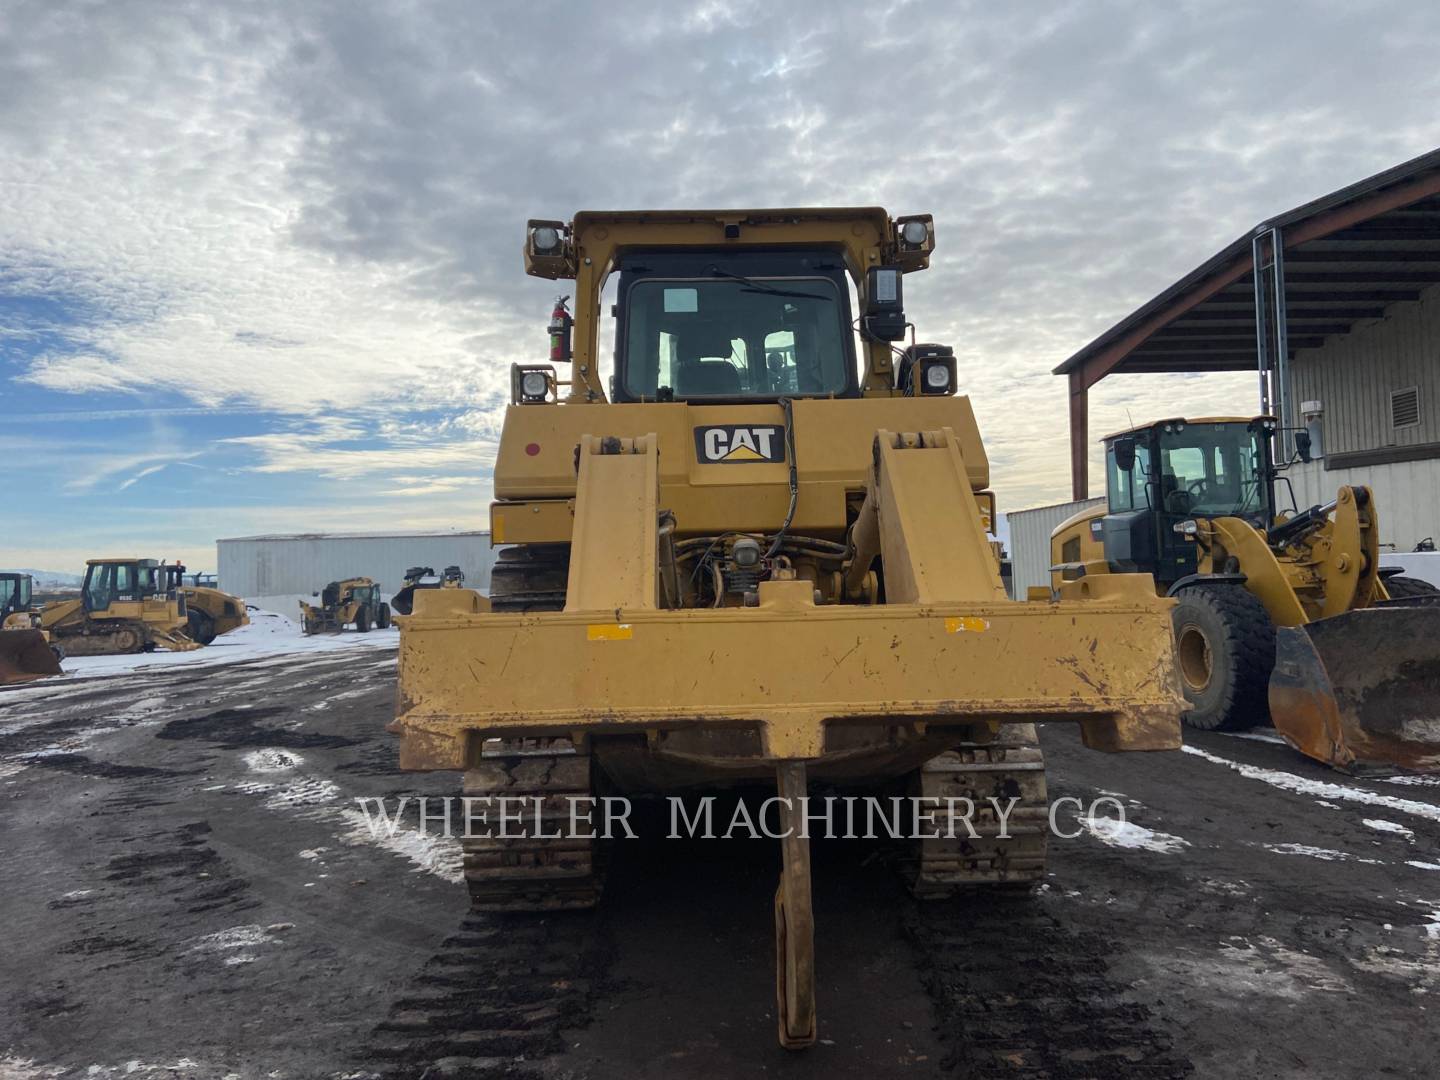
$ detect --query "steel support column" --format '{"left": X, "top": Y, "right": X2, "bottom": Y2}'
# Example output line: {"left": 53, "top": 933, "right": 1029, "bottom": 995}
{"left": 1069, "top": 371, "right": 1089, "bottom": 500}
{"left": 1252, "top": 227, "right": 1291, "bottom": 459}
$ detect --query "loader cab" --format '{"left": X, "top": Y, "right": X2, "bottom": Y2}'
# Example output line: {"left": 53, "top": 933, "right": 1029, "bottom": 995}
{"left": 1101, "top": 418, "right": 1276, "bottom": 589}
{"left": 610, "top": 249, "right": 859, "bottom": 403}
{"left": 82, "top": 559, "right": 164, "bottom": 612}
{"left": 1, "top": 574, "right": 32, "bottom": 620}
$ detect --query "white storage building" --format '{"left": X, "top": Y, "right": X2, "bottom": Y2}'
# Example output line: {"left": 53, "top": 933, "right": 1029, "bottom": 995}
{"left": 216, "top": 531, "right": 496, "bottom": 616}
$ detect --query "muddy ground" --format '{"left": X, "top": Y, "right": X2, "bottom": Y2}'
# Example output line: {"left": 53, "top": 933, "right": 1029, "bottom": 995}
{"left": 1, "top": 645, "right": 1437, "bottom": 1079}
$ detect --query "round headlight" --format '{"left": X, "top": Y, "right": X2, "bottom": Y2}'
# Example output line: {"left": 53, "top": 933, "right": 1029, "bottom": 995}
{"left": 532, "top": 226, "right": 561, "bottom": 254}
{"left": 900, "top": 220, "right": 928, "bottom": 246}
{"left": 924, "top": 364, "right": 950, "bottom": 391}
{"left": 521, "top": 371, "right": 549, "bottom": 399}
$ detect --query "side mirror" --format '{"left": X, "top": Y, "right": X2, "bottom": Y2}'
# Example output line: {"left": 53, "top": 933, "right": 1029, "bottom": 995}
{"left": 1113, "top": 437, "right": 1137, "bottom": 472}
{"left": 1294, "top": 430, "right": 1312, "bottom": 464}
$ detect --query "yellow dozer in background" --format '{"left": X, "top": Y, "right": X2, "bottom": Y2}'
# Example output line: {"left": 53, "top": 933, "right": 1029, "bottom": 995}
{"left": 1, "top": 573, "right": 64, "bottom": 684}
{"left": 1051, "top": 416, "right": 1440, "bottom": 773}
{"left": 39, "top": 558, "right": 200, "bottom": 656}
{"left": 392, "top": 208, "right": 1185, "bottom": 1049}
{"left": 160, "top": 563, "right": 248, "bottom": 644}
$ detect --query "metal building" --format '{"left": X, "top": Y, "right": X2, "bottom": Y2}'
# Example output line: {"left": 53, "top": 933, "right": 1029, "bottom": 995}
{"left": 1004, "top": 497, "right": 1106, "bottom": 599}
{"left": 1054, "top": 147, "right": 1440, "bottom": 552}
{"left": 216, "top": 531, "right": 496, "bottom": 616}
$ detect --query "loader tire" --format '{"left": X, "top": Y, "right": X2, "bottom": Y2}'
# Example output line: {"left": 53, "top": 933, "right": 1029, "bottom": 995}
{"left": 909, "top": 723, "right": 1049, "bottom": 898}
{"left": 460, "top": 737, "right": 602, "bottom": 910}
{"left": 489, "top": 544, "right": 570, "bottom": 612}
{"left": 375, "top": 602, "right": 392, "bottom": 629}
{"left": 1385, "top": 575, "right": 1439, "bottom": 600}
{"left": 187, "top": 610, "right": 217, "bottom": 646}
{"left": 1171, "top": 584, "right": 1275, "bottom": 731}
{"left": 354, "top": 607, "right": 372, "bottom": 633}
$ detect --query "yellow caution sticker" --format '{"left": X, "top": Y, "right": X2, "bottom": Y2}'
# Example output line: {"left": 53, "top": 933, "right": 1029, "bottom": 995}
{"left": 491, "top": 514, "right": 506, "bottom": 543}
{"left": 944, "top": 616, "right": 990, "bottom": 634}
{"left": 587, "top": 623, "right": 634, "bottom": 642}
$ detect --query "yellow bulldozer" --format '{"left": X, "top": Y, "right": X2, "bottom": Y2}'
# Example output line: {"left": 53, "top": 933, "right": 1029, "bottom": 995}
{"left": 299, "top": 578, "right": 392, "bottom": 634}
{"left": 1050, "top": 416, "right": 1440, "bottom": 773}
{"left": 159, "top": 563, "right": 249, "bottom": 644}
{"left": 391, "top": 207, "right": 1187, "bottom": 1049}
{"left": 39, "top": 558, "right": 200, "bottom": 656}
{"left": 1, "top": 572, "right": 64, "bottom": 684}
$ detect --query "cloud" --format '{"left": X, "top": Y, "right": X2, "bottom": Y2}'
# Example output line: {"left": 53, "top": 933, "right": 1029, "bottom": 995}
{"left": 4, "top": 0, "right": 1440, "bottom": 537}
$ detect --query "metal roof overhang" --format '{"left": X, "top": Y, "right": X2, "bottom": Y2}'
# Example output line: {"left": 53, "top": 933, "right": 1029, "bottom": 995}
{"left": 1055, "top": 148, "right": 1440, "bottom": 497}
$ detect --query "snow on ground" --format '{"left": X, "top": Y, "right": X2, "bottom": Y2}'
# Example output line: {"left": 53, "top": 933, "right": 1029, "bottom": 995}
{"left": 1182, "top": 746, "right": 1440, "bottom": 825}
{"left": 1082, "top": 815, "right": 1190, "bottom": 854}
{"left": 1263, "top": 843, "right": 1385, "bottom": 865}
{"left": 1363, "top": 818, "right": 1416, "bottom": 840}
{"left": 48, "top": 610, "right": 398, "bottom": 680}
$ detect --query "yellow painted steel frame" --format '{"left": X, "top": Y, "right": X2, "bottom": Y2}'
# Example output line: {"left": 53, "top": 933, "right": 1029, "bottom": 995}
{"left": 1199, "top": 486, "right": 1381, "bottom": 627}
{"left": 395, "top": 425, "right": 1184, "bottom": 769}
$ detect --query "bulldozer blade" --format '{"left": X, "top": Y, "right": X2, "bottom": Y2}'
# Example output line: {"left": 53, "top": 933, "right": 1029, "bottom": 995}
{"left": 0, "top": 630, "right": 63, "bottom": 685}
{"left": 1269, "top": 600, "right": 1440, "bottom": 773}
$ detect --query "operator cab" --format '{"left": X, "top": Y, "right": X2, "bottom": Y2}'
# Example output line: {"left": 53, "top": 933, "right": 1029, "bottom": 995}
{"left": 1101, "top": 418, "right": 1276, "bottom": 589}
{"left": 1, "top": 573, "right": 32, "bottom": 619}
{"left": 610, "top": 249, "right": 859, "bottom": 403}
{"left": 82, "top": 559, "right": 166, "bottom": 612}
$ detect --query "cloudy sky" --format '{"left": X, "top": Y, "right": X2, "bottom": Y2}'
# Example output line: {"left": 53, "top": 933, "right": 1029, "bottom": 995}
{"left": 3, "top": 0, "right": 1438, "bottom": 574}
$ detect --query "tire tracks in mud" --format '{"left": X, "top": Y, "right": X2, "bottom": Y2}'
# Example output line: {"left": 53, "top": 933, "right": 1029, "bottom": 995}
{"left": 905, "top": 896, "right": 1192, "bottom": 1078}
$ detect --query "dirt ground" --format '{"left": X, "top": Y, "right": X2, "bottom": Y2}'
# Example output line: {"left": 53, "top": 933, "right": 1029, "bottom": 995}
{"left": 1, "top": 645, "right": 1437, "bottom": 1079}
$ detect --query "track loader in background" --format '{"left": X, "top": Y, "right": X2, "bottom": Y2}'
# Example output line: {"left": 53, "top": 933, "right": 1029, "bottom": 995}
{"left": 39, "top": 559, "right": 199, "bottom": 656}
{"left": 1, "top": 573, "right": 63, "bottom": 684}
{"left": 300, "top": 578, "right": 391, "bottom": 634}
{"left": 391, "top": 565, "right": 465, "bottom": 616}
{"left": 159, "top": 564, "right": 248, "bottom": 644}
{"left": 392, "top": 208, "right": 1186, "bottom": 1050}
{"left": 1050, "top": 416, "right": 1440, "bottom": 773}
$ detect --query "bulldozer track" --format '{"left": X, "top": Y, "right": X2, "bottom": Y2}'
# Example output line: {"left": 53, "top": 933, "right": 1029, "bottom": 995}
{"left": 461, "top": 738, "right": 603, "bottom": 911}
{"left": 488, "top": 544, "right": 570, "bottom": 613}
{"left": 911, "top": 725, "right": 1049, "bottom": 897}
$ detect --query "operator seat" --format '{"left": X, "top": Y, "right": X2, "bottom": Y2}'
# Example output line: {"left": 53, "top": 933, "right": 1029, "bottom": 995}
{"left": 675, "top": 359, "right": 742, "bottom": 397}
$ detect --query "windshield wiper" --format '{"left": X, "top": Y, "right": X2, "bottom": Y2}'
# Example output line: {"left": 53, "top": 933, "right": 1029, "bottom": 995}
{"left": 707, "top": 266, "right": 831, "bottom": 301}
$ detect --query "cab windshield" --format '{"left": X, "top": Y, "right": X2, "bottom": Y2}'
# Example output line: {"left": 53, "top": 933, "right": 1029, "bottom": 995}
{"left": 621, "top": 275, "right": 851, "bottom": 401}
{"left": 1155, "top": 423, "right": 1270, "bottom": 523}
{"left": 1, "top": 577, "right": 28, "bottom": 612}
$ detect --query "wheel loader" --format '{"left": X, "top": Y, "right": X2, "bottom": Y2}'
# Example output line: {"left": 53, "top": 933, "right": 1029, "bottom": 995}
{"left": 391, "top": 207, "right": 1186, "bottom": 1050}
{"left": 159, "top": 563, "right": 249, "bottom": 644}
{"left": 1050, "top": 416, "right": 1440, "bottom": 773}
{"left": 299, "top": 578, "right": 391, "bottom": 634}
{"left": 39, "top": 559, "right": 200, "bottom": 656}
{"left": 391, "top": 565, "right": 465, "bottom": 616}
{"left": 1, "top": 573, "right": 64, "bottom": 684}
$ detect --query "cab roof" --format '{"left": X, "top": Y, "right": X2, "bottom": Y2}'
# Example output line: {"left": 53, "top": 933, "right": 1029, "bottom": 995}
{"left": 1099, "top": 415, "right": 1271, "bottom": 442}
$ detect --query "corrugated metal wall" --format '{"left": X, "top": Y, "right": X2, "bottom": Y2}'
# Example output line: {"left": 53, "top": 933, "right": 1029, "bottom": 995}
{"left": 216, "top": 533, "right": 497, "bottom": 613}
{"left": 1005, "top": 497, "right": 1107, "bottom": 598}
{"left": 1289, "top": 284, "right": 1440, "bottom": 455}
{"left": 1283, "top": 458, "right": 1440, "bottom": 551}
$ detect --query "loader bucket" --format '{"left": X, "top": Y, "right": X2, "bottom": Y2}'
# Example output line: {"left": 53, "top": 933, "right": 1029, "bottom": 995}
{"left": 1269, "top": 599, "right": 1440, "bottom": 773}
{"left": 0, "top": 630, "right": 63, "bottom": 685}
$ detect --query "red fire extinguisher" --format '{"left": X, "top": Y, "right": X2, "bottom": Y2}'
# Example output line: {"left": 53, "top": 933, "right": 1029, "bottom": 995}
{"left": 548, "top": 296, "right": 572, "bottom": 364}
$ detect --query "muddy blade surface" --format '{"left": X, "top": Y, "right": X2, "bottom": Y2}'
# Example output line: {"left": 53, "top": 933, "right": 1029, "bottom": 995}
{"left": 0, "top": 630, "right": 62, "bottom": 684}
{"left": 1270, "top": 600, "right": 1440, "bottom": 773}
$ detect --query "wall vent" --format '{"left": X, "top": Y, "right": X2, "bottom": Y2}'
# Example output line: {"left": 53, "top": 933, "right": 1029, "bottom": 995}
{"left": 1391, "top": 386, "right": 1420, "bottom": 430}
